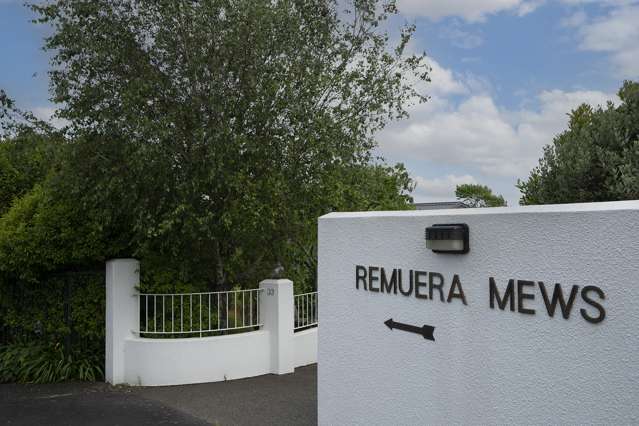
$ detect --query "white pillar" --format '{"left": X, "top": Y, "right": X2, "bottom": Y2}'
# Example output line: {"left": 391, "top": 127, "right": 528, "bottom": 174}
{"left": 105, "top": 258, "right": 139, "bottom": 385}
{"left": 259, "top": 279, "right": 294, "bottom": 375}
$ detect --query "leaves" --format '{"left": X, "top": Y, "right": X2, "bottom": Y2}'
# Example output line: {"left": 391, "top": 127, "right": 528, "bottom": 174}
{"left": 0, "top": 342, "right": 103, "bottom": 383}
{"left": 0, "top": 2, "right": 426, "bottom": 384}
{"left": 455, "top": 184, "right": 506, "bottom": 208}
{"left": 23, "top": 0, "right": 427, "bottom": 291}
{"left": 518, "top": 80, "right": 639, "bottom": 205}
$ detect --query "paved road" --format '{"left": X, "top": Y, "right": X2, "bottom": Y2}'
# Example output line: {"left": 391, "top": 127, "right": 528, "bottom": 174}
{"left": 132, "top": 364, "right": 317, "bottom": 426}
{"left": 0, "top": 381, "right": 208, "bottom": 426}
{"left": 0, "top": 364, "right": 317, "bottom": 426}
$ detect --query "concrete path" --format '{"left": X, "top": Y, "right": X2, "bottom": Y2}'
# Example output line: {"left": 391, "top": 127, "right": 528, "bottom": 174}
{"left": 0, "top": 364, "right": 317, "bottom": 426}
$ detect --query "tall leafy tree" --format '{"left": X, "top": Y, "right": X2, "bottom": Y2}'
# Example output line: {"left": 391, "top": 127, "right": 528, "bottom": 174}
{"left": 455, "top": 184, "right": 506, "bottom": 208}
{"left": 518, "top": 81, "right": 639, "bottom": 205}
{"left": 29, "top": 0, "right": 428, "bottom": 290}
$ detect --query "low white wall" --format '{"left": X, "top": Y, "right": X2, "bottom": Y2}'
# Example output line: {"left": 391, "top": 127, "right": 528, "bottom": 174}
{"left": 124, "top": 327, "right": 318, "bottom": 386}
{"left": 293, "top": 328, "right": 318, "bottom": 367}
{"left": 124, "top": 331, "right": 271, "bottom": 386}
{"left": 107, "top": 273, "right": 318, "bottom": 386}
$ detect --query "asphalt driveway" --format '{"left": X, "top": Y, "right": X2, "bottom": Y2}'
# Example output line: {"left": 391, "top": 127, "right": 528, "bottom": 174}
{"left": 0, "top": 364, "right": 317, "bottom": 426}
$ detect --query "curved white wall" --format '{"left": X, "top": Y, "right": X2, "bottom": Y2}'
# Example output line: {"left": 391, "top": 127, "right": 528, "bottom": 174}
{"left": 122, "top": 327, "right": 318, "bottom": 386}
{"left": 106, "top": 272, "right": 318, "bottom": 386}
{"left": 123, "top": 328, "right": 318, "bottom": 386}
{"left": 294, "top": 328, "right": 318, "bottom": 368}
{"left": 124, "top": 331, "right": 271, "bottom": 386}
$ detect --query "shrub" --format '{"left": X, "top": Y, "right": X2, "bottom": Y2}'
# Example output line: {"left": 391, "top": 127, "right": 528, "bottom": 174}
{"left": 0, "top": 270, "right": 105, "bottom": 383}
{"left": 0, "top": 342, "right": 103, "bottom": 383}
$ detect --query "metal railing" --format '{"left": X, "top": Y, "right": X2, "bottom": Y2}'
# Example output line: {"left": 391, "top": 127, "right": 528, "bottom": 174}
{"left": 137, "top": 288, "right": 262, "bottom": 337}
{"left": 294, "top": 291, "right": 318, "bottom": 331}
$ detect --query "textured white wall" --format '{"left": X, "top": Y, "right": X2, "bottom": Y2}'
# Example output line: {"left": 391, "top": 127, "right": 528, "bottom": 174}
{"left": 105, "top": 259, "right": 139, "bottom": 385}
{"left": 260, "top": 279, "right": 295, "bottom": 375}
{"left": 294, "top": 328, "right": 318, "bottom": 368}
{"left": 123, "top": 327, "right": 318, "bottom": 386}
{"left": 107, "top": 275, "right": 317, "bottom": 386}
{"left": 124, "top": 331, "right": 271, "bottom": 386}
{"left": 318, "top": 201, "right": 639, "bottom": 425}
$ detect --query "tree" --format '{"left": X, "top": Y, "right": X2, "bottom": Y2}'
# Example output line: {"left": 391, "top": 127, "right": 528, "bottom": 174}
{"left": 285, "top": 162, "right": 414, "bottom": 291}
{"left": 0, "top": 132, "right": 59, "bottom": 216}
{"left": 455, "top": 184, "right": 506, "bottom": 208}
{"left": 518, "top": 80, "right": 639, "bottom": 205}
{"left": 24, "top": 0, "right": 428, "bottom": 291}
{"left": 1, "top": 91, "right": 61, "bottom": 216}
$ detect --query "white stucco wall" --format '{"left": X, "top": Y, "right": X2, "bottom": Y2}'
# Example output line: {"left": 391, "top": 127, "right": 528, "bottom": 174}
{"left": 106, "top": 275, "right": 317, "bottom": 386}
{"left": 123, "top": 327, "right": 317, "bottom": 386}
{"left": 318, "top": 201, "right": 639, "bottom": 425}
{"left": 294, "top": 328, "right": 318, "bottom": 367}
{"left": 105, "top": 259, "right": 139, "bottom": 385}
{"left": 124, "top": 331, "right": 271, "bottom": 386}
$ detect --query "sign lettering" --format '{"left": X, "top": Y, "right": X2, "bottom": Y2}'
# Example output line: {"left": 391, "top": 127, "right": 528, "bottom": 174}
{"left": 355, "top": 265, "right": 606, "bottom": 324}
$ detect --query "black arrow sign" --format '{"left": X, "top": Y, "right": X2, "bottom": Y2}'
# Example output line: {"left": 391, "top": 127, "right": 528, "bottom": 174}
{"left": 384, "top": 318, "right": 435, "bottom": 341}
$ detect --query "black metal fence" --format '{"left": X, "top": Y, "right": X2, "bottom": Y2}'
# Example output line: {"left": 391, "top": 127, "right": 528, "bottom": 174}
{"left": 0, "top": 270, "right": 105, "bottom": 356}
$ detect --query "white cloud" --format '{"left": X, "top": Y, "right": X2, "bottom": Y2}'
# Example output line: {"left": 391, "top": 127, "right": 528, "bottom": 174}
{"left": 579, "top": 7, "right": 639, "bottom": 50}
{"left": 427, "top": 59, "right": 469, "bottom": 96}
{"left": 517, "top": 0, "right": 545, "bottom": 16}
{"left": 377, "top": 60, "right": 617, "bottom": 181}
{"left": 32, "top": 106, "right": 68, "bottom": 129}
{"left": 413, "top": 174, "right": 477, "bottom": 202}
{"left": 414, "top": 58, "right": 491, "bottom": 99}
{"left": 381, "top": 95, "right": 523, "bottom": 176}
{"left": 564, "top": 3, "right": 639, "bottom": 78}
{"left": 561, "top": 0, "right": 638, "bottom": 5}
{"left": 396, "top": 0, "right": 541, "bottom": 22}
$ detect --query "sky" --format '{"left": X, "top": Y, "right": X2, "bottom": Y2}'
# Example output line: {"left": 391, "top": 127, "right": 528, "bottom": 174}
{"left": 1, "top": 1, "right": 638, "bottom": 205}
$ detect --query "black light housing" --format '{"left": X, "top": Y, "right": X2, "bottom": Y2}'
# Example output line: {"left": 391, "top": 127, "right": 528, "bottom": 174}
{"left": 425, "top": 223, "right": 469, "bottom": 254}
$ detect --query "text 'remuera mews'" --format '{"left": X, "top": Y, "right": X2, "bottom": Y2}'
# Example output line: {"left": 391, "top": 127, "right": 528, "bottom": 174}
{"left": 355, "top": 265, "right": 606, "bottom": 324}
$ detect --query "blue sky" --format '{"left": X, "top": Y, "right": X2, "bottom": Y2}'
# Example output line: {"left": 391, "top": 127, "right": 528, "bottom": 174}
{"left": 1, "top": 1, "right": 638, "bottom": 204}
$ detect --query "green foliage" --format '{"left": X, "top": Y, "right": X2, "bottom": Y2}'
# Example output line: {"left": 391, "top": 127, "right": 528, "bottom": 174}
{"left": 22, "top": 0, "right": 426, "bottom": 292}
{"left": 0, "top": 97, "right": 59, "bottom": 237}
{"left": 518, "top": 80, "right": 639, "bottom": 205}
{"left": 1, "top": 89, "right": 54, "bottom": 137}
{"left": 0, "top": 1, "right": 425, "bottom": 383}
{"left": 0, "top": 131, "right": 108, "bottom": 382}
{"left": 329, "top": 163, "right": 415, "bottom": 212}
{"left": 0, "top": 184, "right": 111, "bottom": 280}
{"left": 0, "top": 272, "right": 105, "bottom": 346}
{"left": 0, "top": 130, "right": 60, "bottom": 216}
{"left": 283, "top": 162, "right": 414, "bottom": 292}
{"left": 455, "top": 184, "right": 506, "bottom": 208}
{"left": 0, "top": 342, "right": 103, "bottom": 383}
{"left": 0, "top": 269, "right": 105, "bottom": 383}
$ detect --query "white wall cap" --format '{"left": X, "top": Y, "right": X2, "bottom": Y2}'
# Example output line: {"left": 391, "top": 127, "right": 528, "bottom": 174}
{"left": 319, "top": 200, "right": 639, "bottom": 220}
{"left": 259, "top": 279, "right": 293, "bottom": 286}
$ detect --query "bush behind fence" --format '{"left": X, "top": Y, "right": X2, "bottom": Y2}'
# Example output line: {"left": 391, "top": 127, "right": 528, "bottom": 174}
{"left": 0, "top": 270, "right": 105, "bottom": 382}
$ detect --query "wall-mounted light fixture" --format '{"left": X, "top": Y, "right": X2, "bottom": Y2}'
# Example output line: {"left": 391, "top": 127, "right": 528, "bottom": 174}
{"left": 425, "top": 224, "right": 469, "bottom": 254}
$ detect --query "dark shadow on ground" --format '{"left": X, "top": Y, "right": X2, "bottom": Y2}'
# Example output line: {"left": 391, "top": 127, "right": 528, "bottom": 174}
{"left": 0, "top": 381, "right": 207, "bottom": 426}
{"left": 0, "top": 364, "right": 317, "bottom": 426}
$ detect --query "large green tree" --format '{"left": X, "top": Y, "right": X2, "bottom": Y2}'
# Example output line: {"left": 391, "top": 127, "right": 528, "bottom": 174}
{"left": 518, "top": 81, "right": 639, "bottom": 205}
{"left": 22, "top": 0, "right": 427, "bottom": 290}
